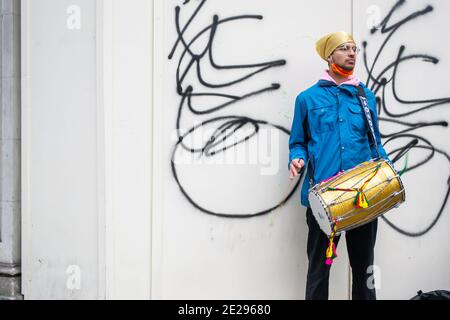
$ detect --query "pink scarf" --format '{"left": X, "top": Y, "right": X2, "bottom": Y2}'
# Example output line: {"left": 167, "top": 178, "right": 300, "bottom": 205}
{"left": 320, "top": 70, "right": 361, "bottom": 87}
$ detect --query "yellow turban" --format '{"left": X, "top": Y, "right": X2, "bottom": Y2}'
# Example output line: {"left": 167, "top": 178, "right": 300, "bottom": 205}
{"left": 315, "top": 31, "right": 355, "bottom": 61}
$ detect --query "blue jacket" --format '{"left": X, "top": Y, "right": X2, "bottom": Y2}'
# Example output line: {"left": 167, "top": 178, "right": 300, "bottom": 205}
{"left": 288, "top": 79, "right": 390, "bottom": 208}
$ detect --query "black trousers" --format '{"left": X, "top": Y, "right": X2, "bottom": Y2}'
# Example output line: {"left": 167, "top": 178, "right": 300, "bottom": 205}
{"left": 305, "top": 207, "right": 378, "bottom": 300}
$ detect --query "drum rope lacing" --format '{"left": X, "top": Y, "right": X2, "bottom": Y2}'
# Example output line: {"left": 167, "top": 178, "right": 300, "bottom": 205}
{"left": 325, "top": 163, "right": 382, "bottom": 208}
{"left": 322, "top": 163, "right": 391, "bottom": 207}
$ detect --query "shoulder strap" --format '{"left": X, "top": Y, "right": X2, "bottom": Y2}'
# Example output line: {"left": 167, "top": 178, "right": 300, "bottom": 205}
{"left": 356, "top": 86, "right": 381, "bottom": 160}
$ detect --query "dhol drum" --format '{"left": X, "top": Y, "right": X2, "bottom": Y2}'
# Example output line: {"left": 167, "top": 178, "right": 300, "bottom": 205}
{"left": 308, "top": 158, "right": 405, "bottom": 265}
{"left": 309, "top": 158, "right": 405, "bottom": 235}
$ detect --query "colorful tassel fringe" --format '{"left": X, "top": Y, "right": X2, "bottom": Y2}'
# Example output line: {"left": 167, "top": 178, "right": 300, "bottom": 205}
{"left": 325, "top": 223, "right": 338, "bottom": 266}
{"left": 354, "top": 191, "right": 369, "bottom": 208}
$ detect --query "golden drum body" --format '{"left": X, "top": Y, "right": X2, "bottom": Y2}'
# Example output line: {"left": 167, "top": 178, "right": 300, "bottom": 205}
{"left": 308, "top": 159, "right": 405, "bottom": 235}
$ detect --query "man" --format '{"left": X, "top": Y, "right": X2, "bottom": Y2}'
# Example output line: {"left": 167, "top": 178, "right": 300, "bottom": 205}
{"left": 288, "top": 31, "right": 391, "bottom": 300}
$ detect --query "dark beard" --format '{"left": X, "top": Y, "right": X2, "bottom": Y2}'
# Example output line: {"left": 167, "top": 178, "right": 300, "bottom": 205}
{"left": 338, "top": 63, "right": 355, "bottom": 71}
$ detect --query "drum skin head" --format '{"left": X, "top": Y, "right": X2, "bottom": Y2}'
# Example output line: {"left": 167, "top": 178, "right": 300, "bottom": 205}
{"left": 309, "top": 191, "right": 332, "bottom": 235}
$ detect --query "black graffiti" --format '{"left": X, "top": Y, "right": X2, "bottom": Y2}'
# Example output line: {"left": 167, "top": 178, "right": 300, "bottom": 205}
{"left": 363, "top": 0, "right": 450, "bottom": 236}
{"left": 168, "top": 0, "right": 295, "bottom": 218}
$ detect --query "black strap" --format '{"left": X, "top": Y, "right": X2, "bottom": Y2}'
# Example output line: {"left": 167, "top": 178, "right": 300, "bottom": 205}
{"left": 356, "top": 86, "right": 381, "bottom": 159}
{"left": 307, "top": 158, "right": 314, "bottom": 186}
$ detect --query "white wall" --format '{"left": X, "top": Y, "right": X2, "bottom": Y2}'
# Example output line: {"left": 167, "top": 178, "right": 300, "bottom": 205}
{"left": 153, "top": 0, "right": 450, "bottom": 300}
{"left": 153, "top": 0, "right": 353, "bottom": 299}
{"left": 22, "top": 0, "right": 100, "bottom": 299}
{"left": 22, "top": 0, "right": 153, "bottom": 299}
{"left": 101, "top": 0, "right": 153, "bottom": 299}
{"left": 21, "top": 0, "right": 450, "bottom": 300}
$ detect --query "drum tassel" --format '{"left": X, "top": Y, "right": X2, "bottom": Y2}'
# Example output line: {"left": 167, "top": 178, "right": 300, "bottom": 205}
{"left": 325, "top": 223, "right": 338, "bottom": 266}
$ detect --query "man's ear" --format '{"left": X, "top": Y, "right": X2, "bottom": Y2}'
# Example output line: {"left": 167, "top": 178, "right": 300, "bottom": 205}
{"left": 328, "top": 56, "right": 334, "bottom": 64}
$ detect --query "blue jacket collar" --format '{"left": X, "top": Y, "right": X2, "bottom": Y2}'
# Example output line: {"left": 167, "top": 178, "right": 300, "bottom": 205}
{"left": 317, "top": 79, "right": 363, "bottom": 96}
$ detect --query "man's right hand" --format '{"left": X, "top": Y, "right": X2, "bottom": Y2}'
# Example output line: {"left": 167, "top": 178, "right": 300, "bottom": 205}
{"left": 289, "top": 158, "right": 305, "bottom": 180}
